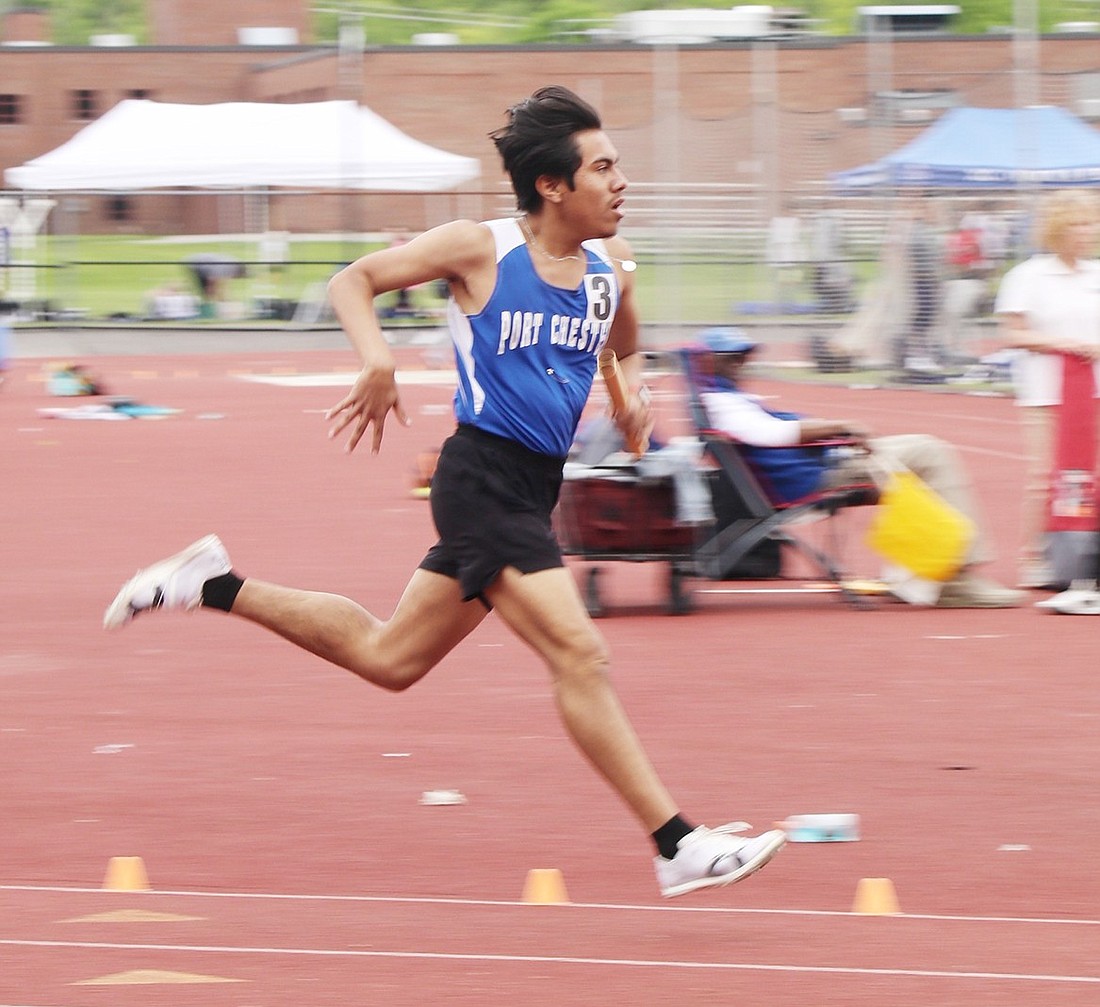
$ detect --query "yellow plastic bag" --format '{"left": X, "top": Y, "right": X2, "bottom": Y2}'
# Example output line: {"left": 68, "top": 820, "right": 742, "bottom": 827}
{"left": 866, "top": 470, "right": 975, "bottom": 582}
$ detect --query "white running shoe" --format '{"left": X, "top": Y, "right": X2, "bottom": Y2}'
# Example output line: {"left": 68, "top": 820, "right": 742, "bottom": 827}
{"left": 655, "top": 823, "right": 786, "bottom": 898}
{"left": 103, "top": 534, "right": 231, "bottom": 630}
{"left": 1035, "top": 580, "right": 1100, "bottom": 615}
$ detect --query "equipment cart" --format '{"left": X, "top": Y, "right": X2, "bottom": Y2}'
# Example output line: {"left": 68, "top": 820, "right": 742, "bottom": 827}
{"left": 553, "top": 462, "right": 703, "bottom": 616}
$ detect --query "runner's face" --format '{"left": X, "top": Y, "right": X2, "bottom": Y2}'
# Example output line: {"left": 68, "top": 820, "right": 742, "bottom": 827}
{"left": 564, "top": 129, "right": 628, "bottom": 238}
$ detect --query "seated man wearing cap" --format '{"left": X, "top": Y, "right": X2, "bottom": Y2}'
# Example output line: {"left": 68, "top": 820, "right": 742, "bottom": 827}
{"left": 689, "top": 328, "right": 1022, "bottom": 609}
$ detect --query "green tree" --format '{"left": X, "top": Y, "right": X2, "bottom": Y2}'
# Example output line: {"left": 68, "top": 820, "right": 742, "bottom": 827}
{"left": 516, "top": 0, "right": 610, "bottom": 42}
{"left": 814, "top": 0, "right": 1095, "bottom": 35}
{"left": 313, "top": 2, "right": 530, "bottom": 46}
{"left": 31, "top": 0, "right": 146, "bottom": 44}
{"left": 21, "top": 1, "right": 1100, "bottom": 48}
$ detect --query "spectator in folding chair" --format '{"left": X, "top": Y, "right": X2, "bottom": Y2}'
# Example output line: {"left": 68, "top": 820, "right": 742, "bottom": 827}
{"left": 686, "top": 328, "right": 1023, "bottom": 608}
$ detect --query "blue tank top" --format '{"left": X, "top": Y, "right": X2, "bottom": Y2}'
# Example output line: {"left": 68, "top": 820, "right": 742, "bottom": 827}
{"left": 447, "top": 217, "right": 619, "bottom": 457}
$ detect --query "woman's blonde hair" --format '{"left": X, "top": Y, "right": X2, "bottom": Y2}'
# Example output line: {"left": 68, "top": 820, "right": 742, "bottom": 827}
{"left": 1037, "top": 189, "right": 1100, "bottom": 251}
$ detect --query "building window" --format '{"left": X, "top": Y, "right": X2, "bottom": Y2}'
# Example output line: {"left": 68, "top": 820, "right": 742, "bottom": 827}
{"left": 71, "top": 89, "right": 99, "bottom": 120}
{"left": 0, "top": 94, "right": 23, "bottom": 125}
{"left": 105, "top": 196, "right": 134, "bottom": 223}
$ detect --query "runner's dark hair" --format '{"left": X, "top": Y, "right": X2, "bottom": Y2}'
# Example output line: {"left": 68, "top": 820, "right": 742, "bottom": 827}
{"left": 490, "top": 85, "right": 602, "bottom": 214}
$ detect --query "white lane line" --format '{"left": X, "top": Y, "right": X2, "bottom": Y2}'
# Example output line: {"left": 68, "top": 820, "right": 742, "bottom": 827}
{"left": 697, "top": 586, "right": 840, "bottom": 595}
{"left": 1, "top": 938, "right": 1096, "bottom": 985}
{"left": 2, "top": 885, "right": 1099, "bottom": 927}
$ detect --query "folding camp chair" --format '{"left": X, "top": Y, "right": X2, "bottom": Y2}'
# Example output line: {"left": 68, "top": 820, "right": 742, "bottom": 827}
{"left": 676, "top": 348, "right": 879, "bottom": 607}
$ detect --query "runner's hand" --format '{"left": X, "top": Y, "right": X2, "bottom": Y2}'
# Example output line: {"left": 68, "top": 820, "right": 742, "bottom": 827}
{"left": 325, "top": 363, "right": 410, "bottom": 454}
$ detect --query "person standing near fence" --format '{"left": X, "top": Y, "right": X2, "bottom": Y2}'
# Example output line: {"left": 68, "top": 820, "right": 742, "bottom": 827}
{"left": 995, "top": 189, "right": 1100, "bottom": 592}
{"left": 765, "top": 200, "right": 806, "bottom": 311}
{"left": 103, "top": 85, "right": 786, "bottom": 898}
{"left": 0, "top": 299, "right": 13, "bottom": 388}
{"left": 899, "top": 195, "right": 946, "bottom": 377}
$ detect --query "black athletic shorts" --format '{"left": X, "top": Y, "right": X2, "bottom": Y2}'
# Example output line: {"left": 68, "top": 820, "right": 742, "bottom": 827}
{"left": 418, "top": 424, "right": 567, "bottom": 603}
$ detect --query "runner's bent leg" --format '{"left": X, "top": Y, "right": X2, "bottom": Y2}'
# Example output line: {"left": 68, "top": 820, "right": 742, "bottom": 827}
{"left": 230, "top": 567, "right": 487, "bottom": 691}
{"left": 485, "top": 566, "right": 679, "bottom": 833}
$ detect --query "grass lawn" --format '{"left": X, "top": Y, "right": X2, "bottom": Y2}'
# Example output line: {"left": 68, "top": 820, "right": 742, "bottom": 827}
{"left": 10, "top": 234, "right": 879, "bottom": 327}
{"left": 22, "top": 235, "right": 374, "bottom": 320}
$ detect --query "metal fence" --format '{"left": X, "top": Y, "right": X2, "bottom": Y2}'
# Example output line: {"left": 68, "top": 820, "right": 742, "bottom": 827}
{"left": 3, "top": 37, "right": 1095, "bottom": 363}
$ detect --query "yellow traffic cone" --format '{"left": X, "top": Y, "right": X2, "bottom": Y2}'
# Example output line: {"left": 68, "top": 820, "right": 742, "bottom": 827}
{"left": 102, "top": 856, "right": 150, "bottom": 892}
{"left": 522, "top": 868, "right": 569, "bottom": 904}
{"left": 852, "top": 877, "right": 900, "bottom": 915}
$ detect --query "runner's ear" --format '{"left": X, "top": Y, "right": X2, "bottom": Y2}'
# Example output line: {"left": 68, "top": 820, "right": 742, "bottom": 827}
{"left": 535, "top": 174, "right": 566, "bottom": 205}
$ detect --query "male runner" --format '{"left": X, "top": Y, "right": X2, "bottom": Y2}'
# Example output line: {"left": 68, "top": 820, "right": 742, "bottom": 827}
{"left": 104, "top": 86, "right": 785, "bottom": 897}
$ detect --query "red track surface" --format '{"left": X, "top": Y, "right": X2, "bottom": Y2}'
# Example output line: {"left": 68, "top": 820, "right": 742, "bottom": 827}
{"left": 3, "top": 348, "right": 1098, "bottom": 1005}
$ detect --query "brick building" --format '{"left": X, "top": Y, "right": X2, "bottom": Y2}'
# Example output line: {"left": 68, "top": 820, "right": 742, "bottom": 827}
{"left": 2, "top": 1, "right": 1100, "bottom": 233}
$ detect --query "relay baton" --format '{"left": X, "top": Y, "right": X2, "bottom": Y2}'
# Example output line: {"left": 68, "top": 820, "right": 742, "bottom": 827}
{"left": 598, "top": 349, "right": 649, "bottom": 456}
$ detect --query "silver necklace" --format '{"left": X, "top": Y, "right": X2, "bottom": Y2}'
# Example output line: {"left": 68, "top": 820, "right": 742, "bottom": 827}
{"left": 518, "top": 214, "right": 636, "bottom": 272}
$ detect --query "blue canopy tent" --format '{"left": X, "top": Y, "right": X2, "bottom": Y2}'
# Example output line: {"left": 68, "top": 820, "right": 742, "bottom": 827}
{"left": 832, "top": 106, "right": 1100, "bottom": 189}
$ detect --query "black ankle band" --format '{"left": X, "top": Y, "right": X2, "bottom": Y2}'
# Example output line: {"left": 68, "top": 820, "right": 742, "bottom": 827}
{"left": 201, "top": 572, "right": 244, "bottom": 612}
{"left": 652, "top": 814, "right": 695, "bottom": 860}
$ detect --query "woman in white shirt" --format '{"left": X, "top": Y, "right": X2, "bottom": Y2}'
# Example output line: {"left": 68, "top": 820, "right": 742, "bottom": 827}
{"left": 995, "top": 189, "right": 1100, "bottom": 587}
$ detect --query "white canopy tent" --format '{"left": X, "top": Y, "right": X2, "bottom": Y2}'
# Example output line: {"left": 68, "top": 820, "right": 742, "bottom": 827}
{"left": 3, "top": 100, "right": 481, "bottom": 310}
{"left": 5, "top": 99, "right": 481, "bottom": 191}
